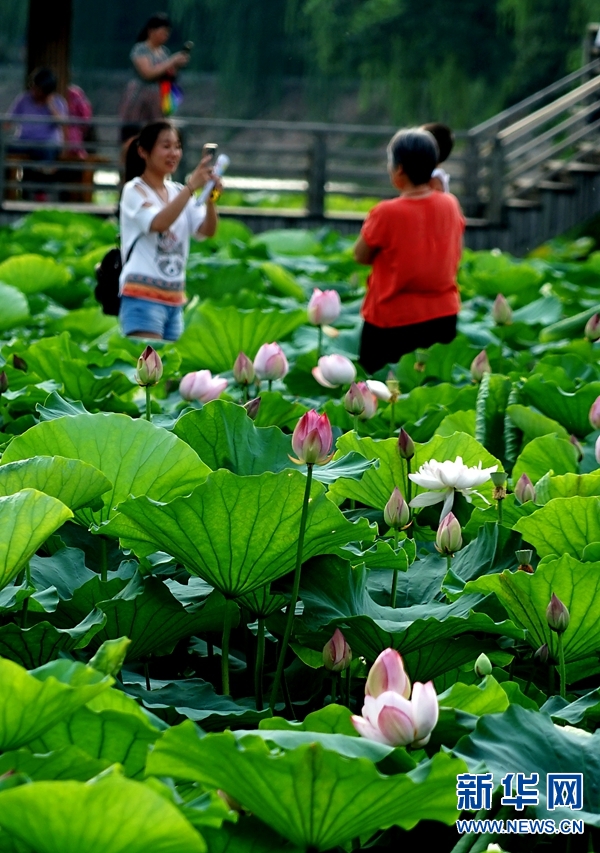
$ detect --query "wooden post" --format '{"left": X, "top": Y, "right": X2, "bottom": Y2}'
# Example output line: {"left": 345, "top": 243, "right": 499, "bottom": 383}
{"left": 26, "top": 0, "right": 72, "bottom": 96}
{"left": 463, "top": 132, "right": 480, "bottom": 217}
{"left": 307, "top": 131, "right": 326, "bottom": 218}
{"left": 488, "top": 135, "right": 505, "bottom": 224}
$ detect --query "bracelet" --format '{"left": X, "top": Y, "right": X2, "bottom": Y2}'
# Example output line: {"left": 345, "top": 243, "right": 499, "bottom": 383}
{"left": 186, "top": 181, "right": 195, "bottom": 196}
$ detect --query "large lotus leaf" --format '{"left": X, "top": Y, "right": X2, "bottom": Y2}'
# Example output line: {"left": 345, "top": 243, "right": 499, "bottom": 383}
{"left": 30, "top": 687, "right": 161, "bottom": 778}
{"left": 2, "top": 413, "right": 210, "bottom": 526}
{"left": 147, "top": 721, "right": 466, "bottom": 850}
{"left": 506, "top": 403, "right": 568, "bottom": 443}
{"left": 252, "top": 391, "right": 309, "bottom": 430}
{"left": 0, "top": 489, "right": 73, "bottom": 590}
{"left": 0, "top": 253, "right": 71, "bottom": 293}
{"left": 0, "top": 282, "right": 29, "bottom": 331}
{"left": 544, "top": 689, "right": 600, "bottom": 729}
{"left": 513, "top": 496, "right": 600, "bottom": 559}
{"left": 511, "top": 434, "right": 579, "bottom": 485}
{"left": 464, "top": 554, "right": 600, "bottom": 663}
{"left": 29, "top": 547, "right": 96, "bottom": 601}
{"left": 49, "top": 306, "right": 117, "bottom": 342}
{"left": 105, "top": 470, "right": 375, "bottom": 598}
{"left": 453, "top": 705, "right": 600, "bottom": 825}
{"left": 0, "top": 610, "right": 107, "bottom": 669}
{"left": 0, "top": 457, "right": 111, "bottom": 514}
{"left": 0, "top": 745, "right": 110, "bottom": 782}
{"left": 535, "top": 471, "right": 600, "bottom": 503}
{"left": 0, "top": 658, "right": 111, "bottom": 750}
{"left": 395, "top": 383, "right": 477, "bottom": 425}
{"left": 0, "top": 775, "right": 207, "bottom": 853}
{"left": 521, "top": 375, "right": 600, "bottom": 437}
{"left": 251, "top": 229, "right": 321, "bottom": 255}
{"left": 201, "top": 817, "right": 299, "bottom": 853}
{"left": 443, "top": 522, "right": 524, "bottom": 599}
{"left": 176, "top": 302, "right": 306, "bottom": 372}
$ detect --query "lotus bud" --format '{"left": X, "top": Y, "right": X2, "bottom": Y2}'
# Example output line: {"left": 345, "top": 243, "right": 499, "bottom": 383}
{"left": 243, "top": 397, "right": 261, "bottom": 420}
{"left": 470, "top": 350, "right": 491, "bottom": 382}
{"left": 322, "top": 628, "right": 352, "bottom": 672}
{"left": 180, "top": 370, "right": 227, "bottom": 403}
{"left": 343, "top": 382, "right": 366, "bottom": 416}
{"left": 12, "top": 355, "right": 27, "bottom": 372}
{"left": 135, "top": 346, "right": 163, "bottom": 387}
{"left": 307, "top": 288, "right": 341, "bottom": 326}
{"left": 596, "top": 435, "right": 600, "bottom": 466}
{"left": 435, "top": 511, "right": 463, "bottom": 555}
{"left": 365, "top": 648, "right": 411, "bottom": 699}
{"left": 514, "top": 473, "right": 536, "bottom": 504}
{"left": 398, "top": 428, "right": 415, "bottom": 460}
{"left": 516, "top": 549, "right": 534, "bottom": 573}
{"left": 352, "top": 679, "right": 438, "bottom": 747}
{"left": 233, "top": 352, "right": 255, "bottom": 386}
{"left": 490, "top": 471, "right": 507, "bottom": 501}
{"left": 474, "top": 653, "right": 493, "bottom": 677}
{"left": 569, "top": 435, "right": 584, "bottom": 462}
{"left": 290, "top": 409, "right": 333, "bottom": 465}
{"left": 0, "top": 372, "right": 8, "bottom": 394}
{"left": 546, "top": 593, "right": 570, "bottom": 634}
{"left": 534, "top": 643, "right": 549, "bottom": 664}
{"left": 491, "top": 294, "right": 513, "bottom": 325}
{"left": 590, "top": 397, "right": 600, "bottom": 430}
{"left": 584, "top": 313, "right": 600, "bottom": 342}
{"left": 383, "top": 487, "right": 409, "bottom": 530}
{"left": 312, "top": 354, "right": 356, "bottom": 388}
{"left": 253, "top": 342, "right": 289, "bottom": 382}
{"left": 356, "top": 382, "right": 378, "bottom": 419}
{"left": 366, "top": 380, "right": 392, "bottom": 402}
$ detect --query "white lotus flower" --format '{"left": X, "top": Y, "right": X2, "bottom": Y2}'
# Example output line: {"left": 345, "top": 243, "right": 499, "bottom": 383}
{"left": 365, "top": 380, "right": 392, "bottom": 402}
{"left": 409, "top": 456, "right": 498, "bottom": 520}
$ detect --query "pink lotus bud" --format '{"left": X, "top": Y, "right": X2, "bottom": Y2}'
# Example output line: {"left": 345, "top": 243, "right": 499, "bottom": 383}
{"left": 585, "top": 313, "right": 600, "bottom": 342}
{"left": 291, "top": 409, "right": 333, "bottom": 465}
{"left": 569, "top": 434, "right": 583, "bottom": 462}
{"left": 0, "top": 371, "right": 7, "bottom": 394}
{"left": 135, "top": 346, "right": 163, "bottom": 387}
{"left": 12, "top": 355, "right": 27, "bottom": 372}
{"left": 366, "top": 380, "right": 392, "bottom": 402}
{"left": 253, "top": 343, "right": 289, "bottom": 382}
{"left": 546, "top": 593, "right": 570, "bottom": 634}
{"left": 470, "top": 350, "right": 491, "bottom": 382}
{"left": 383, "top": 487, "right": 409, "bottom": 529}
{"left": 322, "top": 628, "right": 352, "bottom": 672}
{"left": 243, "top": 397, "right": 261, "bottom": 420}
{"left": 312, "top": 354, "right": 356, "bottom": 388}
{"left": 307, "top": 288, "right": 341, "bottom": 326}
{"left": 514, "top": 473, "right": 536, "bottom": 504}
{"left": 435, "top": 512, "right": 462, "bottom": 555}
{"left": 179, "top": 370, "right": 227, "bottom": 403}
{"left": 344, "top": 382, "right": 366, "bottom": 416}
{"left": 491, "top": 294, "right": 513, "bottom": 325}
{"left": 352, "top": 680, "right": 438, "bottom": 747}
{"left": 590, "top": 396, "right": 600, "bottom": 430}
{"left": 398, "top": 428, "right": 415, "bottom": 460}
{"left": 233, "top": 352, "right": 255, "bottom": 385}
{"left": 355, "top": 381, "right": 378, "bottom": 419}
{"left": 365, "top": 648, "right": 411, "bottom": 699}
{"left": 596, "top": 435, "right": 600, "bottom": 466}
{"left": 534, "top": 643, "right": 549, "bottom": 664}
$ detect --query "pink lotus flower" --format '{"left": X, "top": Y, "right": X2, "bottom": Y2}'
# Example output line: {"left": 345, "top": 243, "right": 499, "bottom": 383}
{"left": 312, "top": 354, "right": 356, "bottom": 388}
{"left": 307, "top": 288, "right": 342, "bottom": 325}
{"left": 596, "top": 435, "right": 600, "bottom": 466}
{"left": 233, "top": 352, "right": 255, "bottom": 385}
{"left": 435, "top": 511, "right": 462, "bottom": 555}
{"left": 344, "top": 382, "right": 366, "bottom": 415}
{"left": 365, "top": 649, "right": 411, "bottom": 699}
{"left": 590, "top": 396, "right": 600, "bottom": 430}
{"left": 470, "top": 350, "right": 491, "bottom": 382}
{"left": 514, "top": 473, "right": 536, "bottom": 504}
{"left": 253, "top": 343, "right": 289, "bottom": 382}
{"left": 491, "top": 294, "right": 513, "bottom": 326}
{"left": 546, "top": 593, "right": 570, "bottom": 634}
{"left": 135, "top": 346, "right": 163, "bottom": 387}
{"left": 383, "top": 488, "right": 409, "bottom": 530}
{"left": 356, "top": 382, "right": 378, "bottom": 419}
{"left": 322, "top": 629, "right": 352, "bottom": 672}
{"left": 290, "top": 409, "right": 333, "bottom": 465}
{"left": 352, "top": 681, "right": 439, "bottom": 747}
{"left": 179, "top": 370, "right": 228, "bottom": 403}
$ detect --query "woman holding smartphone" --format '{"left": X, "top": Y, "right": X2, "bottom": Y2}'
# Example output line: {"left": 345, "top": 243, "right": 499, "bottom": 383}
{"left": 119, "top": 121, "right": 222, "bottom": 341}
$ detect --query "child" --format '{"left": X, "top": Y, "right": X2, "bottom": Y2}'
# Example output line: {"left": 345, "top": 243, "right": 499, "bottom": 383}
{"left": 422, "top": 122, "right": 454, "bottom": 192}
{"left": 354, "top": 128, "right": 464, "bottom": 375}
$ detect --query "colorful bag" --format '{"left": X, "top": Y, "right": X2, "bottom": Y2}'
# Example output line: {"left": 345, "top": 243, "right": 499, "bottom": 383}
{"left": 159, "top": 77, "right": 184, "bottom": 116}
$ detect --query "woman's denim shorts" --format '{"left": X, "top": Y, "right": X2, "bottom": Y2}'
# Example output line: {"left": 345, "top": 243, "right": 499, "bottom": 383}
{"left": 119, "top": 296, "right": 184, "bottom": 341}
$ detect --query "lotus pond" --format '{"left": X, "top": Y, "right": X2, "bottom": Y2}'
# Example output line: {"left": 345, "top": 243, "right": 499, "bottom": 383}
{"left": 0, "top": 210, "right": 600, "bottom": 852}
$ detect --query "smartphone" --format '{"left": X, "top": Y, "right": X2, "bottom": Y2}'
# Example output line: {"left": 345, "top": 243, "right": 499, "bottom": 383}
{"left": 202, "top": 143, "right": 218, "bottom": 168}
{"left": 182, "top": 41, "right": 194, "bottom": 53}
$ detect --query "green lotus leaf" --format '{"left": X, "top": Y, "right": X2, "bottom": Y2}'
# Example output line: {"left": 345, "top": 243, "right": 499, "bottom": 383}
{"left": 105, "top": 470, "right": 375, "bottom": 598}
{"left": 0, "top": 745, "right": 110, "bottom": 782}
{"left": 464, "top": 554, "right": 600, "bottom": 663}
{"left": 443, "top": 522, "right": 524, "bottom": 599}
{"left": 521, "top": 375, "right": 600, "bottom": 437}
{"left": 0, "top": 658, "right": 112, "bottom": 751}
{"left": 0, "top": 775, "right": 207, "bottom": 853}
{"left": 201, "top": 817, "right": 299, "bottom": 853}
{"left": 512, "top": 434, "right": 578, "bottom": 484}
{"left": 2, "top": 413, "right": 210, "bottom": 526}
{"left": 0, "top": 489, "right": 73, "bottom": 590}
{"left": 147, "top": 721, "right": 466, "bottom": 850}
{"left": 0, "top": 282, "right": 29, "bottom": 331}
{"left": 49, "top": 306, "right": 118, "bottom": 342}
{"left": 176, "top": 302, "right": 306, "bottom": 373}
{"left": 513, "top": 496, "right": 600, "bottom": 559}
{"left": 251, "top": 228, "right": 321, "bottom": 255}
{"left": 535, "top": 471, "right": 600, "bottom": 503}
{"left": 0, "top": 456, "right": 111, "bottom": 514}
{"left": 0, "top": 610, "right": 107, "bottom": 669}
{"left": 506, "top": 403, "right": 568, "bottom": 443}
{"left": 544, "top": 689, "right": 600, "bottom": 729}
{"left": 253, "top": 391, "right": 308, "bottom": 430}
{"left": 0, "top": 253, "right": 71, "bottom": 293}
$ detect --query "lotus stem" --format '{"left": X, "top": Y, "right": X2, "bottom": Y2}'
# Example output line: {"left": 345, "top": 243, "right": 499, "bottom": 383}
{"left": 317, "top": 325, "right": 323, "bottom": 360}
{"left": 447, "top": 554, "right": 452, "bottom": 574}
{"left": 497, "top": 497, "right": 503, "bottom": 526}
{"left": 20, "top": 563, "right": 31, "bottom": 629}
{"left": 144, "top": 661, "right": 151, "bottom": 691}
{"left": 558, "top": 633, "right": 567, "bottom": 699}
{"left": 268, "top": 379, "right": 272, "bottom": 393}
{"left": 406, "top": 458, "right": 412, "bottom": 507}
{"left": 390, "top": 528, "right": 399, "bottom": 608}
{"left": 145, "top": 385, "right": 152, "bottom": 422}
{"left": 330, "top": 674, "right": 337, "bottom": 705}
{"left": 243, "top": 385, "right": 249, "bottom": 403}
{"left": 221, "top": 600, "right": 234, "bottom": 696}
{"left": 353, "top": 414, "right": 359, "bottom": 434}
{"left": 255, "top": 617, "right": 265, "bottom": 711}
{"left": 100, "top": 537, "right": 108, "bottom": 583}
{"left": 345, "top": 666, "right": 351, "bottom": 708}
{"left": 282, "top": 668, "right": 295, "bottom": 720}
{"left": 269, "top": 463, "right": 313, "bottom": 713}
{"left": 389, "top": 401, "right": 395, "bottom": 437}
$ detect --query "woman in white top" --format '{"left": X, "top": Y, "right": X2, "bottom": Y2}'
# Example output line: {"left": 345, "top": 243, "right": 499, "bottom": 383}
{"left": 119, "top": 121, "right": 221, "bottom": 340}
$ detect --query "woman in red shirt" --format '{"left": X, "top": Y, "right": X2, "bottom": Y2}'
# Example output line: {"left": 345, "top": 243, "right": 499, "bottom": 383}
{"left": 354, "top": 128, "right": 465, "bottom": 374}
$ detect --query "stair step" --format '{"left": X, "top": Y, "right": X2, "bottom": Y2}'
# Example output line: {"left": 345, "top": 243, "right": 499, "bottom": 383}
{"left": 537, "top": 180, "right": 575, "bottom": 192}
{"left": 505, "top": 197, "right": 541, "bottom": 209}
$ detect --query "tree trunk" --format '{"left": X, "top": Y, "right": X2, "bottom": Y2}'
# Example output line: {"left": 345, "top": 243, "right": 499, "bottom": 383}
{"left": 27, "top": 0, "right": 72, "bottom": 95}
